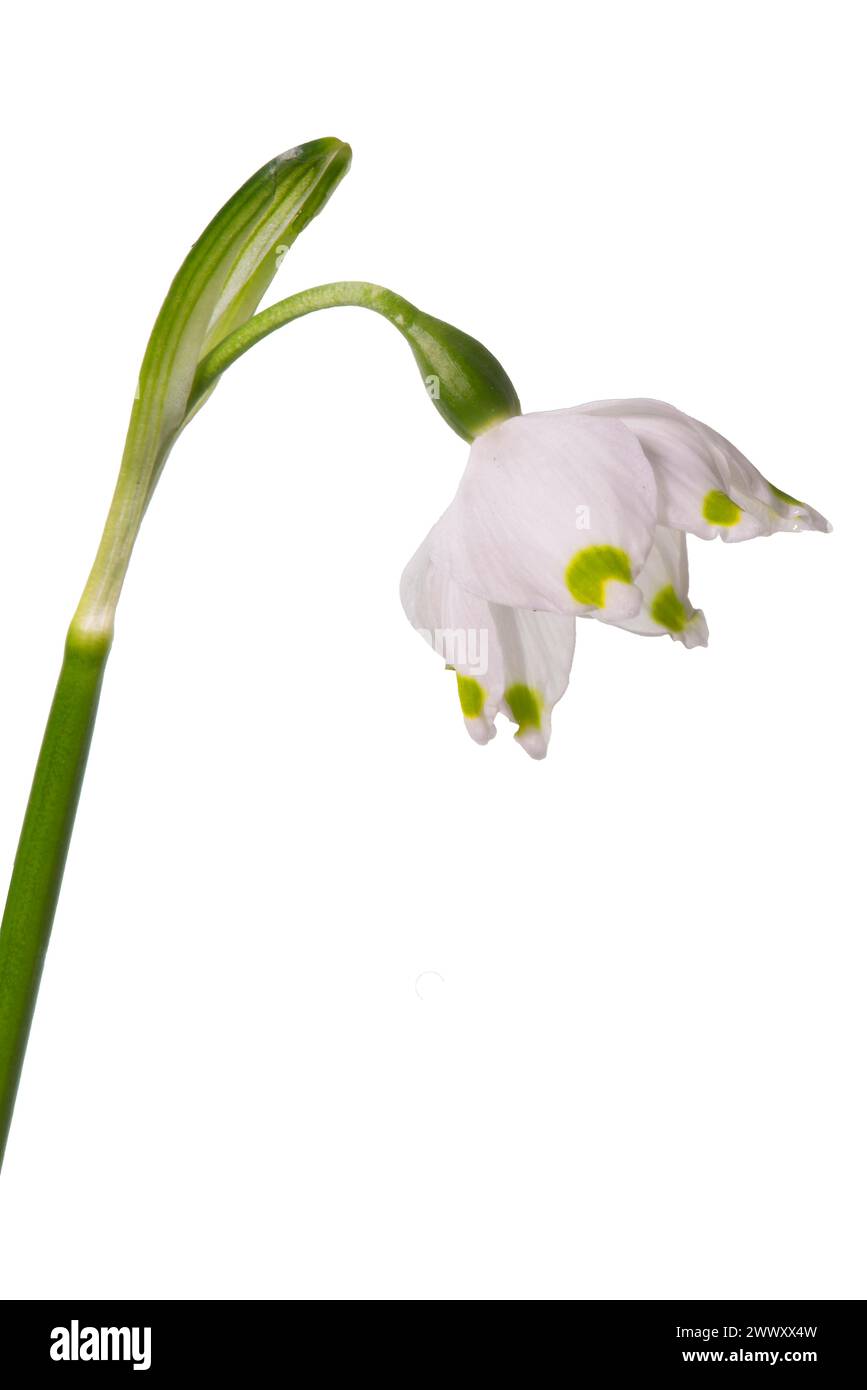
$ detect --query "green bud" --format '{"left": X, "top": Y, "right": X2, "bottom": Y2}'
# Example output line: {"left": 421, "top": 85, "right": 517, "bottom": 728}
{"left": 380, "top": 295, "right": 521, "bottom": 442}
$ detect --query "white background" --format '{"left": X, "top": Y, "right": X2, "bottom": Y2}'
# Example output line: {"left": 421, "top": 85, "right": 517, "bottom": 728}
{"left": 0, "top": 0, "right": 863, "bottom": 1300}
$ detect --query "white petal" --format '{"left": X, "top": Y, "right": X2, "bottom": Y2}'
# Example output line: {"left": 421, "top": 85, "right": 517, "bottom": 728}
{"left": 401, "top": 537, "right": 576, "bottom": 757}
{"left": 576, "top": 399, "right": 830, "bottom": 541}
{"left": 431, "top": 410, "right": 658, "bottom": 618}
{"left": 401, "top": 535, "right": 501, "bottom": 745}
{"left": 606, "top": 525, "right": 708, "bottom": 648}
{"left": 489, "top": 602, "right": 576, "bottom": 759}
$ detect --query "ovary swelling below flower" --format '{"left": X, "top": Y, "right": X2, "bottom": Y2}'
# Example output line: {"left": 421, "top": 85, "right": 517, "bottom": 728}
{"left": 401, "top": 399, "right": 830, "bottom": 759}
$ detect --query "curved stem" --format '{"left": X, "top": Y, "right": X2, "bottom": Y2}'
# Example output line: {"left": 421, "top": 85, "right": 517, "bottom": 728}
{"left": 190, "top": 277, "right": 520, "bottom": 445}
{"left": 189, "top": 280, "right": 411, "bottom": 412}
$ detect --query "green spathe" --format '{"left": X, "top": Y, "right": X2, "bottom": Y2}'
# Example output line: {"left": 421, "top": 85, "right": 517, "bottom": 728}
{"left": 74, "top": 138, "right": 352, "bottom": 641}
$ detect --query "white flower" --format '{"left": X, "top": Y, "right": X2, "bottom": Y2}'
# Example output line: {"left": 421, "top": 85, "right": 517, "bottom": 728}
{"left": 401, "top": 399, "right": 830, "bottom": 759}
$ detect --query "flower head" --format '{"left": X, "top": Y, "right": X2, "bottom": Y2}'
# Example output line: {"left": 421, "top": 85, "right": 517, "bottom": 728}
{"left": 402, "top": 400, "right": 829, "bottom": 758}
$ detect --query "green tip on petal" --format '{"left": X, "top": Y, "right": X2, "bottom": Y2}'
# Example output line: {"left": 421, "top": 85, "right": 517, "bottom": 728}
{"left": 703, "top": 490, "right": 742, "bottom": 527}
{"left": 565, "top": 545, "right": 632, "bottom": 607}
{"left": 504, "top": 683, "right": 542, "bottom": 731}
{"left": 769, "top": 482, "right": 804, "bottom": 508}
{"left": 456, "top": 673, "right": 486, "bottom": 718}
{"left": 650, "top": 584, "right": 686, "bottom": 633}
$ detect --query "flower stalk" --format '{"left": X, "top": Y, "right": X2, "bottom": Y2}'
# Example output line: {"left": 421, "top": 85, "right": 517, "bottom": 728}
{"left": 191, "top": 280, "right": 521, "bottom": 441}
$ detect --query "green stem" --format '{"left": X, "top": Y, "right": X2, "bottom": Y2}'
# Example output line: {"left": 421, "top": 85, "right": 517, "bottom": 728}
{"left": 0, "top": 625, "right": 110, "bottom": 1167}
{"left": 190, "top": 281, "right": 406, "bottom": 410}
{"left": 189, "top": 280, "right": 521, "bottom": 443}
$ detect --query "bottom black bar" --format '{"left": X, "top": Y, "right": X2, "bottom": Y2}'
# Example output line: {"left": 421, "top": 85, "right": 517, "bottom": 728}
{"left": 0, "top": 1299, "right": 863, "bottom": 1374}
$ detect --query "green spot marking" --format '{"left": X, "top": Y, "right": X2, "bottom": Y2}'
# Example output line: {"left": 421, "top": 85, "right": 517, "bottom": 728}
{"left": 703, "top": 490, "right": 742, "bottom": 527}
{"left": 650, "top": 584, "right": 686, "bottom": 632}
{"left": 504, "top": 683, "right": 542, "bottom": 731}
{"left": 456, "top": 674, "right": 485, "bottom": 719}
{"left": 565, "top": 545, "right": 632, "bottom": 607}
{"left": 769, "top": 482, "right": 803, "bottom": 508}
